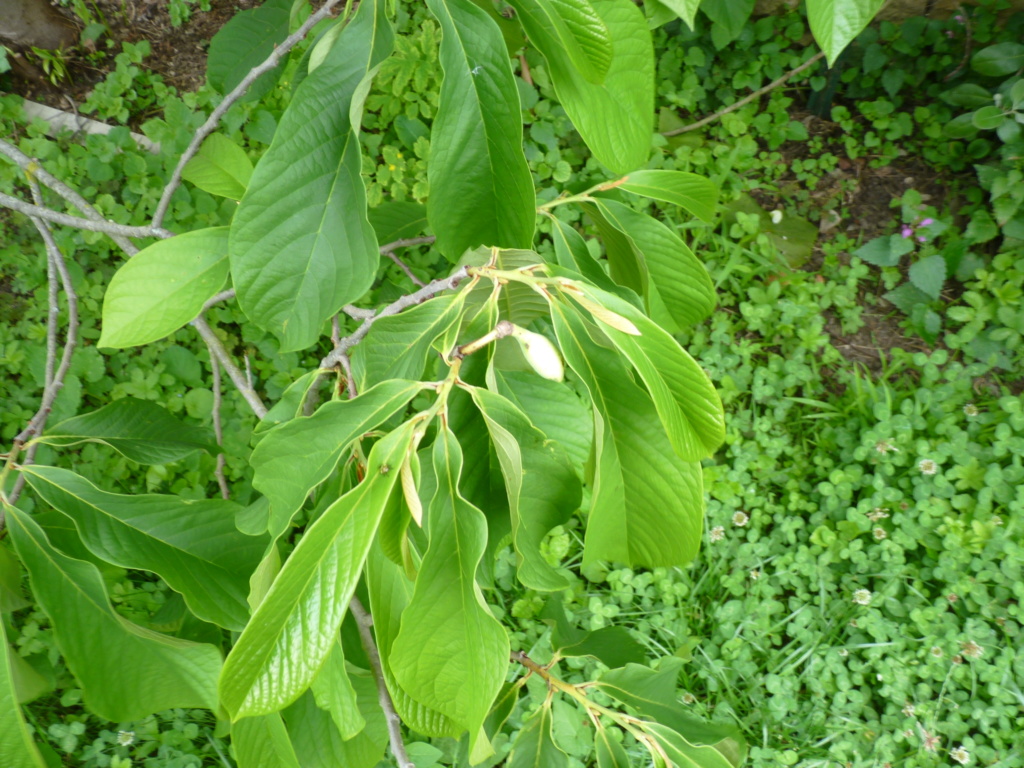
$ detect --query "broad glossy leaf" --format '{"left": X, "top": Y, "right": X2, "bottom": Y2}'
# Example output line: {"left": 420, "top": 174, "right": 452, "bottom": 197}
{"left": 220, "top": 424, "right": 413, "bottom": 719}
{"left": 181, "top": 133, "right": 253, "bottom": 200}
{"left": 207, "top": 0, "right": 290, "bottom": 100}
{"left": 550, "top": 305, "right": 703, "bottom": 567}
{"left": 232, "top": 714, "right": 301, "bottom": 768}
{"left": 310, "top": 639, "right": 365, "bottom": 740}
{"left": 366, "top": 542, "right": 461, "bottom": 738}
{"left": 99, "top": 227, "right": 229, "bottom": 349}
{"left": 390, "top": 428, "right": 510, "bottom": 750}
{"left": 805, "top": 0, "right": 886, "bottom": 66}
{"left": 570, "top": 285, "right": 724, "bottom": 460}
{"left": 619, "top": 170, "right": 718, "bottom": 224}
{"left": 252, "top": 370, "right": 323, "bottom": 440}
{"left": 37, "top": 397, "right": 218, "bottom": 464}
{"left": 352, "top": 294, "right": 467, "bottom": 390}
{"left": 547, "top": 215, "right": 635, "bottom": 302}
{"left": 231, "top": 0, "right": 393, "bottom": 351}
{"left": 368, "top": 201, "right": 429, "bottom": 244}
{"left": 426, "top": 0, "right": 535, "bottom": 259}
{"left": 514, "top": 0, "right": 653, "bottom": 174}
{"left": 507, "top": 705, "right": 568, "bottom": 768}
{"left": 467, "top": 386, "right": 580, "bottom": 590}
{"left": 644, "top": 722, "right": 736, "bottom": 768}
{"left": 251, "top": 380, "right": 426, "bottom": 537}
{"left": 593, "top": 199, "right": 715, "bottom": 331}
{"left": 0, "top": 540, "right": 31, "bottom": 613}
{"left": 1, "top": 620, "right": 46, "bottom": 768}
{"left": 595, "top": 727, "right": 631, "bottom": 768}
{"left": 20, "top": 465, "right": 264, "bottom": 631}
{"left": 540, "top": 595, "right": 646, "bottom": 667}
{"left": 4, "top": 505, "right": 220, "bottom": 721}
{"left": 652, "top": 0, "right": 699, "bottom": 28}
{"left": 510, "top": 0, "right": 611, "bottom": 84}
{"left": 581, "top": 202, "right": 647, "bottom": 296}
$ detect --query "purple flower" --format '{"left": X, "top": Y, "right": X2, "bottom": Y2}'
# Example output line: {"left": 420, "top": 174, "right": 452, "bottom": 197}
{"left": 920, "top": 218, "right": 934, "bottom": 227}
{"left": 901, "top": 226, "right": 914, "bottom": 238}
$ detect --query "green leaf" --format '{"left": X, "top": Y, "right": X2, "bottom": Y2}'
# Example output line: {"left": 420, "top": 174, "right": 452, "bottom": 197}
{"left": 219, "top": 424, "right": 413, "bottom": 719}
{"left": 908, "top": 254, "right": 947, "bottom": 300}
{"left": 20, "top": 465, "right": 264, "bottom": 631}
{"left": 560, "top": 626, "right": 647, "bottom": 668}
{"left": 594, "top": 727, "right": 631, "bottom": 768}
{"left": 250, "top": 380, "right": 426, "bottom": 538}
{"left": 884, "top": 282, "right": 932, "bottom": 315}
{"left": 0, "top": 540, "right": 31, "bottom": 613}
{"left": 207, "top": 0, "right": 291, "bottom": 100}
{"left": 529, "top": 0, "right": 612, "bottom": 84}
{"left": 852, "top": 235, "right": 899, "bottom": 267}
{"left": 36, "top": 397, "right": 218, "bottom": 464}
{"left": 972, "top": 104, "right": 1006, "bottom": 130}
{"left": 593, "top": 200, "right": 715, "bottom": 331}
{"left": 651, "top": 0, "right": 699, "bottom": 28}
{"left": 971, "top": 42, "right": 1024, "bottom": 77}
{"left": 619, "top": 170, "right": 719, "bottom": 223}
{"left": 943, "top": 113, "right": 980, "bottom": 139}
{"left": 940, "top": 83, "right": 994, "bottom": 108}
{"left": 252, "top": 370, "right": 323, "bottom": 441}
{"left": 550, "top": 304, "right": 703, "bottom": 567}
{"left": 310, "top": 639, "right": 365, "bottom": 740}
{"left": 644, "top": 722, "right": 736, "bottom": 768}
{"left": 230, "top": 0, "right": 393, "bottom": 352}
{"left": 4, "top": 504, "right": 220, "bottom": 722}
{"left": 512, "top": 0, "right": 653, "bottom": 174}
{"left": 1, "top": 620, "right": 47, "bottom": 768}
{"left": 467, "top": 386, "right": 581, "bottom": 590}
{"left": 581, "top": 201, "right": 647, "bottom": 296}
{"left": 506, "top": 705, "right": 569, "bottom": 768}
{"left": 390, "top": 428, "right": 510, "bottom": 751}
{"left": 548, "top": 215, "right": 623, "bottom": 298}
{"left": 699, "top": 0, "right": 754, "bottom": 46}
{"left": 99, "top": 227, "right": 229, "bottom": 349}
{"left": 368, "top": 201, "right": 429, "bottom": 244}
{"left": 425, "top": 0, "right": 536, "bottom": 260}
{"left": 805, "top": 0, "right": 886, "bottom": 66}
{"left": 232, "top": 714, "right": 301, "bottom": 768}
{"left": 352, "top": 294, "right": 468, "bottom": 390}
{"left": 181, "top": 133, "right": 253, "bottom": 200}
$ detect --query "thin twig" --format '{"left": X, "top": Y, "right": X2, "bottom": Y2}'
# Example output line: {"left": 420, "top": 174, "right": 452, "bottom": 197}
{"left": 152, "top": 0, "right": 350, "bottom": 229}
{"left": 209, "top": 352, "right": 230, "bottom": 500}
{"left": 381, "top": 236, "right": 434, "bottom": 288}
{"left": 944, "top": 6, "right": 973, "bottom": 82}
{"left": 0, "top": 139, "right": 139, "bottom": 255}
{"left": 349, "top": 597, "right": 415, "bottom": 768}
{"left": 0, "top": 191, "right": 175, "bottom": 238}
{"left": 662, "top": 51, "right": 827, "bottom": 136}
{"left": 201, "top": 288, "right": 236, "bottom": 313}
{"left": 190, "top": 317, "right": 268, "bottom": 419}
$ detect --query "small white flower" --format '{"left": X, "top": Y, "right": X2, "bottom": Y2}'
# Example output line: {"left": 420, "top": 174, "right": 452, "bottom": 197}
{"left": 991, "top": 515, "right": 1003, "bottom": 526}
{"left": 930, "top": 646, "right": 944, "bottom": 658}
{"left": 709, "top": 525, "right": 725, "bottom": 542}
{"left": 873, "top": 527, "right": 887, "bottom": 540}
{"left": 852, "top": 589, "right": 872, "bottom": 606}
{"left": 963, "top": 403, "right": 979, "bottom": 417}
{"left": 961, "top": 640, "right": 983, "bottom": 659}
{"left": 902, "top": 702, "right": 916, "bottom": 717}
{"left": 876, "top": 673, "right": 883, "bottom": 681}
{"left": 875, "top": 439, "right": 898, "bottom": 454}
{"left": 681, "top": 692, "right": 696, "bottom": 704}
{"left": 918, "top": 459, "right": 938, "bottom": 475}
{"left": 770, "top": 209, "right": 784, "bottom": 224}
{"left": 950, "top": 745, "right": 970, "bottom": 765}
{"left": 750, "top": 569, "right": 761, "bottom": 580}
{"left": 903, "top": 728, "right": 915, "bottom": 738}
{"left": 732, "top": 511, "right": 749, "bottom": 527}
{"left": 838, "top": 648, "right": 849, "bottom": 657}
{"left": 117, "top": 731, "right": 135, "bottom": 747}
{"left": 867, "top": 507, "right": 890, "bottom": 521}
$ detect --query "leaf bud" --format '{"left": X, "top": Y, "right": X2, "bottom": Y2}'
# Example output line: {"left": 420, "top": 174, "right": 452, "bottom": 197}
{"left": 509, "top": 325, "right": 564, "bottom": 382}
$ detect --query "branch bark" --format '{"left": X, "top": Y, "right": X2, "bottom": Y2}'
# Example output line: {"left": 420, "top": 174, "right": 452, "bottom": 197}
{"left": 0, "top": 191, "right": 175, "bottom": 239}
{"left": 190, "top": 316, "right": 268, "bottom": 420}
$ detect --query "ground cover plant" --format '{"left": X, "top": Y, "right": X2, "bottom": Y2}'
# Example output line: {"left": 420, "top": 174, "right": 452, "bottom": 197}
{"left": 1, "top": 0, "right": 1023, "bottom": 767}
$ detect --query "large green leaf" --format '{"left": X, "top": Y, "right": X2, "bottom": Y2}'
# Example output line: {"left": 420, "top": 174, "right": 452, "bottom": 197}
{"left": 207, "top": 0, "right": 291, "bottom": 100}
{"left": 699, "top": 0, "right": 754, "bottom": 46}
{"left": 506, "top": 704, "right": 569, "bottom": 768}
{"left": 592, "top": 200, "right": 715, "bottom": 331}
{"left": 99, "top": 227, "right": 229, "bottom": 349}
{"left": 619, "top": 170, "right": 718, "bottom": 224}
{"left": 219, "top": 424, "right": 413, "bottom": 719}
{"left": 581, "top": 202, "right": 647, "bottom": 296}
{"left": 181, "top": 133, "right": 253, "bottom": 200}
{"left": 569, "top": 285, "right": 724, "bottom": 460}
{"left": 0, "top": 620, "right": 46, "bottom": 768}
{"left": 645, "top": 722, "right": 736, "bottom": 768}
{"left": 425, "top": 0, "right": 536, "bottom": 260}
{"left": 36, "top": 397, "right": 218, "bottom": 464}
{"left": 512, "top": 0, "right": 653, "bottom": 174}
{"left": 4, "top": 505, "right": 220, "bottom": 721}
{"left": 467, "top": 386, "right": 580, "bottom": 590}
{"left": 309, "top": 639, "right": 365, "bottom": 740}
{"left": 390, "top": 428, "right": 510, "bottom": 753}
{"left": 20, "top": 466, "right": 264, "bottom": 631}
{"left": 651, "top": 0, "right": 700, "bottom": 28}
{"left": 550, "top": 305, "right": 703, "bottom": 567}
{"left": 230, "top": 0, "right": 393, "bottom": 352}
{"left": 805, "top": 0, "right": 886, "bottom": 66}
{"left": 250, "top": 380, "right": 426, "bottom": 538}
{"left": 0, "top": 540, "right": 31, "bottom": 613}
{"left": 368, "top": 201, "right": 429, "bottom": 244}
{"left": 351, "top": 293, "right": 468, "bottom": 390}
{"left": 594, "top": 726, "right": 631, "bottom": 768}
{"left": 516, "top": 0, "right": 612, "bottom": 84}
{"left": 232, "top": 714, "right": 301, "bottom": 768}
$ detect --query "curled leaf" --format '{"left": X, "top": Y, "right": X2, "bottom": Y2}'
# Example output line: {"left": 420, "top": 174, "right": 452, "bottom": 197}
{"left": 509, "top": 325, "right": 565, "bottom": 382}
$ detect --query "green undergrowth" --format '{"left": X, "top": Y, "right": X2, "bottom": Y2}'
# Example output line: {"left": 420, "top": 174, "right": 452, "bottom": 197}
{"left": 1, "top": 3, "right": 1022, "bottom": 767}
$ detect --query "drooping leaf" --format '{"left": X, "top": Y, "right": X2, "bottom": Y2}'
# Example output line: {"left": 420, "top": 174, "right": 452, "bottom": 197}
{"left": 0, "top": 620, "right": 46, "bottom": 768}
{"left": 514, "top": 0, "right": 612, "bottom": 84}
{"left": 99, "top": 227, "right": 229, "bottom": 349}
{"left": 230, "top": 0, "right": 393, "bottom": 351}
{"left": 467, "top": 386, "right": 580, "bottom": 590}
{"left": 252, "top": 370, "right": 323, "bottom": 440}
{"left": 540, "top": 594, "right": 647, "bottom": 667}
{"left": 550, "top": 304, "right": 703, "bottom": 567}
{"left": 20, "top": 465, "right": 264, "bottom": 631}
{"left": 4, "top": 505, "right": 220, "bottom": 722}
{"left": 232, "top": 714, "right": 301, "bottom": 768}
{"left": 805, "top": 0, "right": 886, "bottom": 66}
{"left": 547, "top": 215, "right": 644, "bottom": 307}
{"left": 425, "top": 0, "right": 536, "bottom": 259}
{"left": 368, "top": 201, "right": 429, "bottom": 244}
{"left": 581, "top": 202, "right": 647, "bottom": 296}
{"left": 909, "top": 254, "right": 947, "bottom": 300}
{"left": 506, "top": 704, "right": 569, "bottom": 768}
{"left": 699, "top": 0, "right": 754, "bottom": 46}
{"left": 181, "top": 133, "right": 253, "bottom": 200}
{"left": 390, "top": 428, "right": 510, "bottom": 752}
{"left": 643, "top": 722, "right": 736, "bottom": 768}
{"left": 207, "top": 0, "right": 291, "bottom": 100}
{"left": 36, "top": 397, "right": 218, "bottom": 464}
{"left": 970, "top": 42, "right": 1024, "bottom": 77}
{"left": 0, "top": 541, "right": 31, "bottom": 613}
{"left": 619, "top": 170, "right": 718, "bottom": 224}
{"left": 310, "top": 639, "right": 365, "bottom": 740}
{"left": 594, "top": 726, "right": 631, "bottom": 768}
{"left": 512, "top": 0, "right": 653, "bottom": 174}
{"left": 250, "top": 380, "right": 427, "bottom": 538}
{"left": 651, "top": 0, "right": 699, "bottom": 28}
{"left": 219, "top": 424, "right": 413, "bottom": 719}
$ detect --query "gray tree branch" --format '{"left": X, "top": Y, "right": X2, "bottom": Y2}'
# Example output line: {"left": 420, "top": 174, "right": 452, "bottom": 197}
{"left": 0, "top": 191, "right": 175, "bottom": 238}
